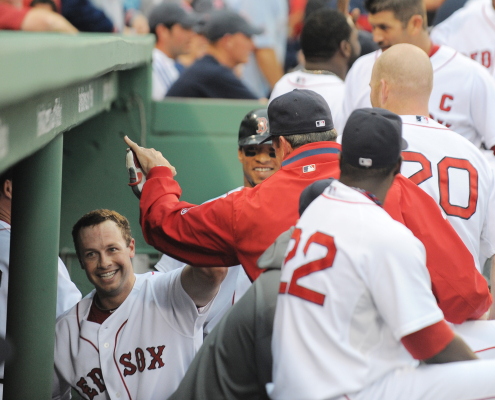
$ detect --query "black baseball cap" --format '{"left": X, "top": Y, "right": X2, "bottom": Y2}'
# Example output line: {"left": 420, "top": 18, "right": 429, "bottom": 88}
{"left": 341, "top": 108, "right": 407, "bottom": 169}
{"left": 260, "top": 89, "right": 334, "bottom": 143}
{"left": 148, "top": 3, "right": 199, "bottom": 32}
{"left": 202, "top": 10, "right": 263, "bottom": 42}
{"left": 238, "top": 108, "right": 271, "bottom": 146}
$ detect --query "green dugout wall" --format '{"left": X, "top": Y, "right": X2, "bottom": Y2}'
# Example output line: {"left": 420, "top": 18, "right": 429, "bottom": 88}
{"left": 0, "top": 31, "right": 260, "bottom": 399}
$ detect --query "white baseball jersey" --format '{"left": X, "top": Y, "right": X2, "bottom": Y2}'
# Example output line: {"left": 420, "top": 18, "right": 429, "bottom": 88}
{"left": 431, "top": 0, "right": 495, "bottom": 78}
{"left": 0, "top": 220, "right": 81, "bottom": 400}
{"left": 400, "top": 115, "right": 495, "bottom": 271}
{"left": 52, "top": 268, "right": 211, "bottom": 400}
{"left": 342, "top": 45, "right": 495, "bottom": 149}
{"left": 269, "top": 70, "right": 346, "bottom": 135}
{"left": 152, "top": 48, "right": 180, "bottom": 101}
{"left": 269, "top": 180, "right": 444, "bottom": 400}
{"left": 154, "top": 185, "right": 252, "bottom": 334}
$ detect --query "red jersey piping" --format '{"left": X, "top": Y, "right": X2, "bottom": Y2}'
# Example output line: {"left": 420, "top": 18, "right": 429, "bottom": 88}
{"left": 77, "top": 302, "right": 99, "bottom": 354}
{"left": 113, "top": 320, "right": 132, "bottom": 400}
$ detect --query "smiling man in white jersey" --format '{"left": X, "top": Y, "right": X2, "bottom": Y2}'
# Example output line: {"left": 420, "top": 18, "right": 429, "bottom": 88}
{"left": 370, "top": 43, "right": 495, "bottom": 356}
{"left": 269, "top": 108, "right": 495, "bottom": 400}
{"left": 52, "top": 209, "right": 226, "bottom": 400}
{"left": 342, "top": 0, "right": 495, "bottom": 155}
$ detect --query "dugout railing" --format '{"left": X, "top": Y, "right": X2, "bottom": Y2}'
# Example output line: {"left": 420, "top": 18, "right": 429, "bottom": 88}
{"left": 0, "top": 31, "right": 261, "bottom": 399}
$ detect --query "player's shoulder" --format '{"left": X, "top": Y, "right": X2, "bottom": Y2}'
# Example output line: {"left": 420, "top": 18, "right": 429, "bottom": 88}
{"left": 439, "top": 45, "right": 490, "bottom": 73}
{"left": 55, "top": 293, "right": 93, "bottom": 328}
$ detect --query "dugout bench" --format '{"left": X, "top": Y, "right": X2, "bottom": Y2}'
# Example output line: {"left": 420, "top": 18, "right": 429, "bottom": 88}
{"left": 0, "top": 32, "right": 260, "bottom": 399}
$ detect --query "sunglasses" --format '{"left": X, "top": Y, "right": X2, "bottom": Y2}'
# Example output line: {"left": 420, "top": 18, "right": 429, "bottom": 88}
{"left": 242, "top": 146, "right": 276, "bottom": 158}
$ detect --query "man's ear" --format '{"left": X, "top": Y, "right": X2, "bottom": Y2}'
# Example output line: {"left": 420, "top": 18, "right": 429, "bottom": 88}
{"left": 340, "top": 39, "right": 352, "bottom": 58}
{"left": 155, "top": 24, "right": 170, "bottom": 41}
{"left": 238, "top": 147, "right": 244, "bottom": 164}
{"left": 128, "top": 238, "right": 136, "bottom": 258}
{"left": 394, "top": 157, "right": 403, "bottom": 176}
{"left": 3, "top": 179, "right": 12, "bottom": 200}
{"left": 407, "top": 14, "right": 424, "bottom": 36}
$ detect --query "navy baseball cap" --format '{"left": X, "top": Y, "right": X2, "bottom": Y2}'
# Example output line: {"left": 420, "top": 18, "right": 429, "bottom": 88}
{"left": 148, "top": 3, "right": 200, "bottom": 32}
{"left": 341, "top": 108, "right": 407, "bottom": 168}
{"left": 261, "top": 90, "right": 334, "bottom": 143}
{"left": 202, "top": 10, "right": 263, "bottom": 42}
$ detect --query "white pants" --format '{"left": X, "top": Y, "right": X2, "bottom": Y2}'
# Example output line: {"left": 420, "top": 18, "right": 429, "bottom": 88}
{"left": 453, "top": 320, "right": 495, "bottom": 359}
{"left": 345, "top": 360, "right": 495, "bottom": 400}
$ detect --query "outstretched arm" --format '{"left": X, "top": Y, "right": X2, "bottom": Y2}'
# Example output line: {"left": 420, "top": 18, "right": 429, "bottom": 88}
{"left": 124, "top": 136, "right": 176, "bottom": 176}
{"left": 181, "top": 266, "right": 228, "bottom": 307}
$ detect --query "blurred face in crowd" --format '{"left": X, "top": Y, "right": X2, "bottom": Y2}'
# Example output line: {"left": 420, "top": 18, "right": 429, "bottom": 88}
{"left": 169, "top": 24, "right": 195, "bottom": 58}
{"left": 78, "top": 220, "right": 136, "bottom": 305}
{"left": 238, "top": 144, "right": 279, "bottom": 187}
{"left": 227, "top": 33, "right": 255, "bottom": 65}
{"left": 368, "top": 11, "right": 413, "bottom": 51}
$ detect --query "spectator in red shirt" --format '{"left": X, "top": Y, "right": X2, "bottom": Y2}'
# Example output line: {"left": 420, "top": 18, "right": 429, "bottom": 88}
{"left": 0, "top": 0, "right": 77, "bottom": 31}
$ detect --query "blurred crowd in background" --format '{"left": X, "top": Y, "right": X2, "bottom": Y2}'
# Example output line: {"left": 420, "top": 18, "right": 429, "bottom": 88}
{"left": 0, "top": 0, "right": 483, "bottom": 102}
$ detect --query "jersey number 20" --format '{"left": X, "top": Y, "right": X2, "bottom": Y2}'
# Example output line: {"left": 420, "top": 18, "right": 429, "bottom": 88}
{"left": 402, "top": 152, "right": 479, "bottom": 219}
{"left": 279, "top": 229, "right": 337, "bottom": 306}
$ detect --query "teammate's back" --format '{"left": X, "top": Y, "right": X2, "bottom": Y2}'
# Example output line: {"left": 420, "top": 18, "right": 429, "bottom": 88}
{"left": 401, "top": 116, "right": 495, "bottom": 271}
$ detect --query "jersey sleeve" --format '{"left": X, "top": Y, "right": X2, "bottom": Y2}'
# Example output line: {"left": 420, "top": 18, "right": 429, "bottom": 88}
{"left": 139, "top": 166, "right": 240, "bottom": 267}
{"left": 469, "top": 60, "right": 495, "bottom": 149}
{"left": 430, "top": 18, "right": 453, "bottom": 45}
{"left": 365, "top": 225, "right": 444, "bottom": 341}
{"left": 56, "top": 258, "right": 82, "bottom": 318}
{"left": 52, "top": 367, "right": 71, "bottom": 400}
{"left": 153, "top": 268, "right": 211, "bottom": 337}
{"left": 480, "top": 169, "right": 495, "bottom": 259}
{"left": 384, "top": 175, "right": 492, "bottom": 323}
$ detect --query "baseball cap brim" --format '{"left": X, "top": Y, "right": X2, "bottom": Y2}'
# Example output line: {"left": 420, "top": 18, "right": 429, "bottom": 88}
{"left": 258, "top": 135, "right": 273, "bottom": 145}
{"left": 203, "top": 10, "right": 264, "bottom": 41}
{"left": 239, "top": 134, "right": 272, "bottom": 146}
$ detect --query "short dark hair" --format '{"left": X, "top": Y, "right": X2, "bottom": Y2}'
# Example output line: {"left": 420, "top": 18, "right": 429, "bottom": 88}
{"left": 301, "top": 9, "right": 351, "bottom": 62}
{"left": 30, "top": 0, "right": 57, "bottom": 11}
{"left": 273, "top": 129, "right": 337, "bottom": 150}
{"left": 365, "top": 0, "right": 426, "bottom": 28}
{"left": 72, "top": 209, "right": 132, "bottom": 260}
{"left": 340, "top": 157, "right": 399, "bottom": 181}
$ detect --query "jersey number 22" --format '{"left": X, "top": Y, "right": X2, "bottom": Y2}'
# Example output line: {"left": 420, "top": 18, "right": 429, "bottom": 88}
{"left": 279, "top": 229, "right": 337, "bottom": 306}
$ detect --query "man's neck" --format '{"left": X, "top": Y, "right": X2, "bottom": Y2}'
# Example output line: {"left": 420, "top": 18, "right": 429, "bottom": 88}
{"left": 304, "top": 59, "right": 347, "bottom": 81}
{"left": 0, "top": 201, "right": 11, "bottom": 225}
{"left": 96, "top": 276, "right": 136, "bottom": 310}
{"left": 155, "top": 44, "right": 174, "bottom": 60}
{"left": 339, "top": 177, "right": 390, "bottom": 204}
{"left": 414, "top": 32, "right": 434, "bottom": 55}
{"left": 384, "top": 100, "right": 430, "bottom": 117}
{"left": 206, "top": 45, "right": 235, "bottom": 69}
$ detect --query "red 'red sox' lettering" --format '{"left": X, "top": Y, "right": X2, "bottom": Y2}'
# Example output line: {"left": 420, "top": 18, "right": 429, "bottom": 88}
{"left": 470, "top": 51, "right": 492, "bottom": 68}
{"left": 439, "top": 94, "right": 454, "bottom": 112}
{"left": 119, "top": 345, "right": 166, "bottom": 376}
{"left": 76, "top": 368, "right": 106, "bottom": 399}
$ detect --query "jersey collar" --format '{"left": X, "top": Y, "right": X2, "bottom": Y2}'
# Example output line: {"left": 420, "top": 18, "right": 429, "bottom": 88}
{"left": 282, "top": 142, "right": 341, "bottom": 168}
